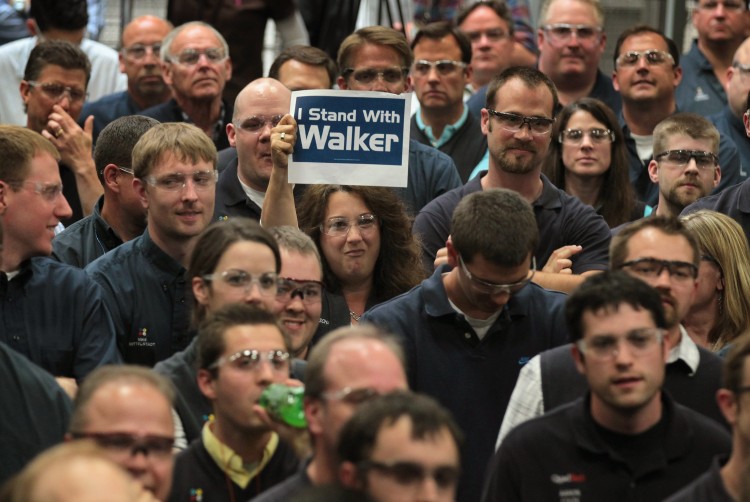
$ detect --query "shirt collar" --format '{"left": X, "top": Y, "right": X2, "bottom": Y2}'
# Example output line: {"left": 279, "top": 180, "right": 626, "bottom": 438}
{"left": 180, "top": 101, "right": 226, "bottom": 144}
{"left": 666, "top": 325, "right": 700, "bottom": 375}
{"left": 415, "top": 105, "right": 469, "bottom": 148}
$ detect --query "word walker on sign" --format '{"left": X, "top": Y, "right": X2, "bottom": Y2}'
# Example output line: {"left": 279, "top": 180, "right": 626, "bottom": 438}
{"left": 297, "top": 107, "right": 401, "bottom": 152}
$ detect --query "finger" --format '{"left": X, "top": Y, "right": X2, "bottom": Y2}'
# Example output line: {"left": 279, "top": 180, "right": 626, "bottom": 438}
{"left": 553, "top": 245, "right": 583, "bottom": 259}
{"left": 83, "top": 115, "right": 95, "bottom": 136}
{"left": 278, "top": 113, "right": 297, "bottom": 128}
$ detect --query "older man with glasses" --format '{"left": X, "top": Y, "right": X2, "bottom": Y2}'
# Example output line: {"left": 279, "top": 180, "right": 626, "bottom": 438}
{"left": 141, "top": 21, "right": 233, "bottom": 151}
{"left": 363, "top": 188, "right": 569, "bottom": 502}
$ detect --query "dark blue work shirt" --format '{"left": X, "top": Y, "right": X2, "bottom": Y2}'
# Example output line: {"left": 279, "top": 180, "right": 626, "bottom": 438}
{"left": 676, "top": 41, "right": 727, "bottom": 117}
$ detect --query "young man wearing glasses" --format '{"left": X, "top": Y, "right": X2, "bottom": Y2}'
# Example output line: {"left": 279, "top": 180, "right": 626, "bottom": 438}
{"left": 612, "top": 24, "right": 744, "bottom": 207}
{"left": 498, "top": 217, "right": 727, "bottom": 448}
{"left": 142, "top": 22, "right": 233, "bottom": 151}
{"left": 536, "top": 0, "right": 621, "bottom": 114}
{"left": 81, "top": 15, "right": 173, "bottom": 144}
{"left": 647, "top": 113, "right": 721, "bottom": 217}
{"left": 414, "top": 65, "right": 611, "bottom": 293}
{"left": 484, "top": 270, "right": 730, "bottom": 502}
{"left": 409, "top": 22, "right": 488, "bottom": 183}
{"left": 363, "top": 188, "right": 569, "bottom": 502}
{"left": 170, "top": 304, "right": 301, "bottom": 501}
{"left": 86, "top": 123, "right": 218, "bottom": 367}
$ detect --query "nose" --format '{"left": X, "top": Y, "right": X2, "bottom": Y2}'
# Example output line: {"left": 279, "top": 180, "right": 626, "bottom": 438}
{"left": 427, "top": 65, "right": 441, "bottom": 81}
{"left": 258, "top": 121, "right": 273, "bottom": 142}
{"left": 255, "top": 361, "right": 275, "bottom": 385}
{"left": 56, "top": 193, "right": 74, "bottom": 220}
{"left": 56, "top": 92, "right": 72, "bottom": 111}
{"left": 489, "top": 290, "right": 511, "bottom": 308}
{"left": 612, "top": 341, "right": 635, "bottom": 366}
{"left": 580, "top": 133, "right": 594, "bottom": 148}
{"left": 122, "top": 449, "right": 149, "bottom": 476}
{"left": 180, "top": 178, "right": 199, "bottom": 201}
{"left": 683, "top": 157, "right": 700, "bottom": 174}
{"left": 514, "top": 123, "right": 533, "bottom": 140}
{"left": 284, "top": 293, "right": 305, "bottom": 313}
{"left": 346, "top": 224, "right": 364, "bottom": 243}
{"left": 244, "top": 281, "right": 264, "bottom": 304}
{"left": 416, "top": 475, "right": 440, "bottom": 502}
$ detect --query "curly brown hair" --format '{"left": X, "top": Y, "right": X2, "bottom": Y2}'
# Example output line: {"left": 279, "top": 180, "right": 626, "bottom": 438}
{"left": 297, "top": 185, "right": 425, "bottom": 303}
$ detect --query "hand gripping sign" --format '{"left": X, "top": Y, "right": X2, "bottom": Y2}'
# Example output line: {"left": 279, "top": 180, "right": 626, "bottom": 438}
{"left": 288, "top": 90, "right": 411, "bottom": 186}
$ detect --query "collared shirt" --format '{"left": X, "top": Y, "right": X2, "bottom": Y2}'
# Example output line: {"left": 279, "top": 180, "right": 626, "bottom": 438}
{"left": 682, "top": 176, "right": 750, "bottom": 243}
{"left": 52, "top": 196, "right": 126, "bottom": 268}
{"left": 664, "top": 455, "right": 732, "bottom": 502}
{"left": 711, "top": 106, "right": 750, "bottom": 179}
{"left": 497, "top": 326, "right": 718, "bottom": 449}
{"left": 180, "top": 101, "right": 226, "bottom": 147}
{"left": 415, "top": 105, "right": 469, "bottom": 149}
{"left": 0, "top": 257, "right": 121, "bottom": 380}
{"left": 141, "top": 98, "right": 233, "bottom": 151}
{"left": 80, "top": 90, "right": 143, "bottom": 144}
{"left": 85, "top": 228, "right": 192, "bottom": 366}
{"left": 676, "top": 40, "right": 727, "bottom": 117}
{"left": 202, "top": 419, "right": 279, "bottom": 489}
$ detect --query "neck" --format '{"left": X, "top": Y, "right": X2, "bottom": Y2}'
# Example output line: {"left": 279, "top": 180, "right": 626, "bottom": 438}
{"left": 0, "top": 246, "right": 26, "bottom": 272}
{"left": 654, "top": 195, "right": 682, "bottom": 218}
{"left": 622, "top": 101, "right": 675, "bottom": 136}
{"left": 342, "top": 281, "right": 372, "bottom": 317}
{"left": 470, "top": 71, "right": 492, "bottom": 90}
{"left": 553, "top": 75, "right": 597, "bottom": 108}
{"left": 564, "top": 174, "right": 602, "bottom": 207}
{"left": 443, "top": 269, "right": 494, "bottom": 320}
{"left": 211, "top": 419, "right": 271, "bottom": 464}
{"left": 129, "top": 86, "right": 172, "bottom": 111}
{"left": 100, "top": 197, "right": 146, "bottom": 242}
{"left": 590, "top": 391, "right": 662, "bottom": 434}
{"left": 665, "top": 324, "right": 682, "bottom": 351}
{"left": 173, "top": 94, "right": 222, "bottom": 133}
{"left": 148, "top": 227, "right": 196, "bottom": 268}
{"left": 720, "top": 445, "right": 745, "bottom": 501}
{"left": 683, "top": 299, "right": 719, "bottom": 349}
{"left": 699, "top": 38, "right": 739, "bottom": 79}
{"left": 306, "top": 445, "right": 339, "bottom": 486}
{"left": 420, "top": 103, "right": 464, "bottom": 140}
{"left": 482, "top": 165, "right": 544, "bottom": 202}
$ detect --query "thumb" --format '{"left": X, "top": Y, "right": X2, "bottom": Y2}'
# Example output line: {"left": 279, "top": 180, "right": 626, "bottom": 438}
{"left": 84, "top": 115, "right": 95, "bottom": 137}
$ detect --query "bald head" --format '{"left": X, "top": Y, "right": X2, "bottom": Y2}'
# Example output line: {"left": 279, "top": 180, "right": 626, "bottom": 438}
{"left": 728, "top": 37, "right": 750, "bottom": 118}
{"left": 233, "top": 77, "right": 291, "bottom": 121}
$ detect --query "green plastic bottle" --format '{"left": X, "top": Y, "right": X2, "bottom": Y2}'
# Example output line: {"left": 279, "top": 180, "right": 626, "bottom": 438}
{"left": 259, "top": 384, "right": 307, "bottom": 428}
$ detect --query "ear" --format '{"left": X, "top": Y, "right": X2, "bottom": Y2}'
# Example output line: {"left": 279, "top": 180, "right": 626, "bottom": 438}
{"left": 227, "top": 122, "right": 237, "bottom": 148}
{"left": 480, "top": 107, "right": 490, "bottom": 135}
{"left": 403, "top": 74, "right": 413, "bottom": 93}
{"left": 536, "top": 28, "right": 544, "bottom": 50}
{"left": 304, "top": 397, "right": 325, "bottom": 436}
{"left": 0, "top": 181, "right": 9, "bottom": 215}
{"left": 716, "top": 388, "right": 738, "bottom": 426}
{"left": 672, "top": 65, "right": 683, "bottom": 88}
{"left": 744, "top": 111, "right": 750, "bottom": 137}
{"left": 571, "top": 344, "right": 586, "bottom": 375}
{"left": 598, "top": 31, "right": 607, "bottom": 55}
{"left": 193, "top": 276, "right": 210, "bottom": 307}
{"left": 337, "top": 75, "right": 348, "bottom": 90}
{"left": 339, "top": 461, "right": 363, "bottom": 489}
{"left": 19, "top": 80, "right": 31, "bottom": 106}
{"left": 102, "top": 164, "right": 120, "bottom": 193}
{"left": 133, "top": 177, "right": 149, "bottom": 210}
{"left": 445, "top": 236, "right": 459, "bottom": 268}
{"left": 118, "top": 52, "right": 126, "bottom": 74}
{"left": 612, "top": 70, "right": 620, "bottom": 92}
{"left": 713, "top": 165, "right": 721, "bottom": 188}
{"left": 464, "top": 63, "right": 473, "bottom": 84}
{"left": 224, "top": 58, "right": 233, "bottom": 82}
{"left": 26, "top": 19, "right": 37, "bottom": 36}
{"left": 647, "top": 159, "right": 659, "bottom": 183}
{"left": 162, "top": 61, "right": 174, "bottom": 87}
{"left": 197, "top": 368, "right": 218, "bottom": 400}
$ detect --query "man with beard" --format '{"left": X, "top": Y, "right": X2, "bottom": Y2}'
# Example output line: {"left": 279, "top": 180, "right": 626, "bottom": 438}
{"left": 413, "top": 65, "right": 611, "bottom": 293}
{"left": 81, "top": 16, "right": 173, "bottom": 144}
{"left": 497, "top": 216, "right": 728, "bottom": 449}
{"left": 647, "top": 113, "right": 721, "bottom": 217}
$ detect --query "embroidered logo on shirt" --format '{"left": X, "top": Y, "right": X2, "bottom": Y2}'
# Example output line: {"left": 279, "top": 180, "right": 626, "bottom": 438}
{"left": 693, "top": 86, "right": 710, "bottom": 102}
{"left": 130, "top": 328, "right": 156, "bottom": 348}
{"left": 189, "top": 488, "right": 203, "bottom": 502}
{"left": 551, "top": 473, "right": 586, "bottom": 484}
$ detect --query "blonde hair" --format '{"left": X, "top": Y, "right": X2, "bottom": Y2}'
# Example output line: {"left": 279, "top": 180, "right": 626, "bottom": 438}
{"left": 682, "top": 210, "right": 750, "bottom": 349}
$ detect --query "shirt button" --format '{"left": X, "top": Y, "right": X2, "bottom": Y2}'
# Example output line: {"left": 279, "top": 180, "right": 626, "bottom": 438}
{"left": 12, "top": 335, "right": 20, "bottom": 341}
{"left": 464, "top": 333, "right": 471, "bottom": 339}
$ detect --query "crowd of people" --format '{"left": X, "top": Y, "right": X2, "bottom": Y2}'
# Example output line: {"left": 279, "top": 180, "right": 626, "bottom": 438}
{"left": 3, "top": 0, "right": 750, "bottom": 501}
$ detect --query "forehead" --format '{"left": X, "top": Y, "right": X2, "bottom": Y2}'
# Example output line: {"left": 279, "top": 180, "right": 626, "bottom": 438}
{"left": 26, "top": 151, "right": 62, "bottom": 182}
{"left": 149, "top": 152, "right": 213, "bottom": 177}
{"left": 172, "top": 26, "right": 222, "bottom": 51}
{"left": 619, "top": 32, "right": 669, "bottom": 53}
{"left": 660, "top": 133, "right": 714, "bottom": 152}
{"left": 323, "top": 339, "right": 407, "bottom": 390}
{"left": 325, "top": 191, "right": 372, "bottom": 216}
{"left": 348, "top": 43, "right": 404, "bottom": 68}
{"left": 278, "top": 60, "right": 331, "bottom": 88}
{"left": 222, "top": 323, "right": 285, "bottom": 353}
{"left": 85, "top": 382, "right": 173, "bottom": 433}
{"left": 122, "top": 18, "right": 171, "bottom": 45}
{"left": 236, "top": 83, "right": 291, "bottom": 117}
{"left": 544, "top": 0, "right": 601, "bottom": 25}
{"left": 280, "top": 249, "right": 322, "bottom": 281}
{"left": 460, "top": 5, "right": 509, "bottom": 28}
{"left": 371, "top": 416, "right": 459, "bottom": 463}
{"left": 492, "top": 77, "right": 554, "bottom": 115}
{"left": 35, "top": 64, "right": 87, "bottom": 87}
{"left": 581, "top": 303, "right": 657, "bottom": 337}
{"left": 624, "top": 227, "right": 695, "bottom": 262}
{"left": 217, "top": 240, "right": 277, "bottom": 270}
{"left": 413, "top": 35, "right": 462, "bottom": 57}
{"left": 566, "top": 109, "right": 607, "bottom": 128}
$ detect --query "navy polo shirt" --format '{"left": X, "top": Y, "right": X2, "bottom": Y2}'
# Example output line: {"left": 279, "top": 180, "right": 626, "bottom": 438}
{"left": 711, "top": 106, "right": 750, "bottom": 179}
{"left": 413, "top": 172, "right": 611, "bottom": 273}
{"left": 85, "top": 228, "right": 192, "bottom": 366}
{"left": 682, "top": 177, "right": 750, "bottom": 244}
{"left": 676, "top": 41, "right": 727, "bottom": 117}
{"left": 362, "top": 265, "right": 569, "bottom": 502}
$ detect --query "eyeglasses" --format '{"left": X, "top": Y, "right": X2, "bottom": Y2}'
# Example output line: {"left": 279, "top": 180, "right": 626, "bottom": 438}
{"left": 620, "top": 257, "right": 698, "bottom": 281}
{"left": 143, "top": 170, "right": 218, "bottom": 191}
{"left": 342, "top": 67, "right": 409, "bottom": 84}
{"left": 116, "top": 166, "right": 134, "bottom": 176}
{"left": 234, "top": 115, "right": 284, "bottom": 134}
{"left": 358, "top": 460, "right": 461, "bottom": 491}
{"left": 321, "top": 387, "right": 380, "bottom": 405}
{"left": 320, "top": 213, "right": 378, "bottom": 237}
{"left": 559, "top": 128, "right": 614, "bottom": 145}
{"left": 576, "top": 327, "right": 665, "bottom": 361}
{"left": 459, "top": 255, "right": 536, "bottom": 295}
{"left": 616, "top": 50, "right": 675, "bottom": 68}
{"left": 697, "top": 0, "right": 745, "bottom": 11}
{"left": 276, "top": 278, "right": 323, "bottom": 305}
{"left": 654, "top": 150, "right": 718, "bottom": 170}
{"left": 122, "top": 43, "right": 162, "bottom": 60}
{"left": 26, "top": 81, "right": 87, "bottom": 104}
{"left": 168, "top": 48, "right": 227, "bottom": 66}
{"left": 486, "top": 109, "right": 555, "bottom": 135}
{"left": 8, "top": 180, "right": 64, "bottom": 202}
{"left": 542, "top": 24, "right": 602, "bottom": 45}
{"left": 202, "top": 270, "right": 279, "bottom": 296}
{"left": 412, "top": 60, "right": 467, "bottom": 76}
{"left": 463, "top": 28, "right": 509, "bottom": 43}
{"left": 210, "top": 349, "right": 290, "bottom": 372}
{"left": 70, "top": 432, "right": 174, "bottom": 460}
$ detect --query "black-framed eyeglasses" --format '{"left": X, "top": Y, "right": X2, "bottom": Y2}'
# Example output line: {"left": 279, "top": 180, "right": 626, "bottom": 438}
{"left": 486, "top": 109, "right": 555, "bottom": 135}
{"left": 619, "top": 257, "right": 698, "bottom": 281}
{"left": 458, "top": 255, "right": 536, "bottom": 295}
{"left": 122, "top": 43, "right": 162, "bottom": 60}
{"left": 276, "top": 277, "right": 323, "bottom": 305}
{"left": 616, "top": 50, "right": 675, "bottom": 68}
{"left": 559, "top": 128, "right": 614, "bottom": 145}
{"left": 7, "top": 180, "right": 64, "bottom": 202}
{"left": 412, "top": 59, "right": 467, "bottom": 76}
{"left": 654, "top": 150, "right": 718, "bottom": 170}
{"left": 576, "top": 327, "right": 665, "bottom": 361}
{"left": 342, "top": 67, "right": 409, "bottom": 84}
{"left": 321, "top": 387, "right": 380, "bottom": 405}
{"left": 210, "top": 349, "right": 290, "bottom": 372}
{"left": 168, "top": 47, "right": 227, "bottom": 66}
{"left": 235, "top": 114, "right": 284, "bottom": 134}
{"left": 143, "top": 170, "right": 218, "bottom": 192}
{"left": 542, "top": 23, "right": 602, "bottom": 45}
{"left": 358, "top": 460, "right": 461, "bottom": 491}
{"left": 70, "top": 432, "right": 174, "bottom": 460}
{"left": 320, "top": 213, "right": 378, "bottom": 237}
{"left": 202, "top": 270, "right": 279, "bottom": 296}
{"left": 27, "top": 81, "right": 87, "bottom": 103}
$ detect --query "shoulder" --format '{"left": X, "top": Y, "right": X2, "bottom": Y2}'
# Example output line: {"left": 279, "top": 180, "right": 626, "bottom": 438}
{"left": 85, "top": 237, "right": 140, "bottom": 275}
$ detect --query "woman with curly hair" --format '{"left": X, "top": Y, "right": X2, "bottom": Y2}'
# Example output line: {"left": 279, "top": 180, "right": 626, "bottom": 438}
{"left": 681, "top": 210, "right": 750, "bottom": 352}
{"left": 543, "top": 97, "right": 649, "bottom": 227}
